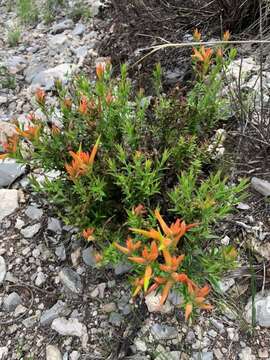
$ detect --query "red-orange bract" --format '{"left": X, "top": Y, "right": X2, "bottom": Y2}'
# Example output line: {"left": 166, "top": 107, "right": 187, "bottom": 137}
{"left": 96, "top": 62, "right": 106, "bottom": 80}
{"left": 17, "top": 125, "right": 41, "bottom": 141}
{"left": 114, "top": 237, "right": 141, "bottom": 255}
{"left": 223, "top": 30, "right": 231, "bottom": 42}
{"left": 128, "top": 241, "right": 158, "bottom": 292}
{"left": 105, "top": 92, "right": 114, "bottom": 106}
{"left": 216, "top": 48, "right": 223, "bottom": 59}
{"left": 192, "top": 46, "right": 213, "bottom": 64}
{"left": 63, "top": 98, "right": 72, "bottom": 109}
{"left": 193, "top": 28, "right": 201, "bottom": 42}
{"left": 0, "top": 134, "right": 19, "bottom": 159}
{"left": 131, "top": 209, "right": 197, "bottom": 249}
{"left": 184, "top": 284, "right": 213, "bottom": 320}
{"left": 35, "top": 88, "right": 46, "bottom": 105}
{"left": 79, "top": 96, "right": 88, "bottom": 114}
{"left": 82, "top": 228, "right": 95, "bottom": 241}
{"left": 65, "top": 136, "right": 100, "bottom": 181}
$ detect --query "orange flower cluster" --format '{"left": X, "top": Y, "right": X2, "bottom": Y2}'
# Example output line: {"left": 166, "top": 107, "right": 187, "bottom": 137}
{"left": 114, "top": 209, "right": 212, "bottom": 320}
{"left": 65, "top": 137, "right": 100, "bottom": 181}
{"left": 82, "top": 227, "right": 95, "bottom": 241}
{"left": 192, "top": 46, "right": 213, "bottom": 64}
{"left": 95, "top": 60, "right": 111, "bottom": 81}
{"left": 17, "top": 125, "right": 41, "bottom": 141}
{"left": 79, "top": 96, "right": 88, "bottom": 114}
{"left": 96, "top": 62, "right": 106, "bottom": 80}
{"left": 105, "top": 92, "right": 114, "bottom": 106}
{"left": 131, "top": 209, "right": 197, "bottom": 250}
{"left": 184, "top": 285, "right": 213, "bottom": 320}
{"left": 223, "top": 30, "right": 231, "bottom": 42}
{"left": 128, "top": 241, "right": 158, "bottom": 291}
{"left": 191, "top": 29, "right": 231, "bottom": 75}
{"left": 192, "top": 29, "right": 230, "bottom": 44}
{"left": 0, "top": 121, "right": 41, "bottom": 159}
{"left": 193, "top": 28, "right": 201, "bottom": 42}
{"left": 52, "top": 125, "right": 60, "bottom": 135}
{"left": 35, "top": 88, "right": 46, "bottom": 105}
{"left": 78, "top": 96, "right": 96, "bottom": 115}
{"left": 114, "top": 237, "right": 142, "bottom": 255}
{"left": 0, "top": 134, "right": 19, "bottom": 159}
{"left": 63, "top": 98, "right": 72, "bottom": 110}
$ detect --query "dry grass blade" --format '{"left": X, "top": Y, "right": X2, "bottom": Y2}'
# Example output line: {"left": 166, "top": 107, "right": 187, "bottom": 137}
{"left": 134, "top": 39, "right": 270, "bottom": 66}
{"left": 225, "top": 263, "right": 268, "bottom": 279}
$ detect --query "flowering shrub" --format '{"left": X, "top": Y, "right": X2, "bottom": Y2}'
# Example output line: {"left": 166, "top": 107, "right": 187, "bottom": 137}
{"left": 187, "top": 30, "right": 237, "bottom": 134}
{"left": 114, "top": 208, "right": 238, "bottom": 320}
{"left": 0, "top": 31, "right": 247, "bottom": 320}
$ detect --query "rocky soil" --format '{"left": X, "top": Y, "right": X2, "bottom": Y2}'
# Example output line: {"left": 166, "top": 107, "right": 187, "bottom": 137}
{"left": 1, "top": 1, "right": 270, "bottom": 359}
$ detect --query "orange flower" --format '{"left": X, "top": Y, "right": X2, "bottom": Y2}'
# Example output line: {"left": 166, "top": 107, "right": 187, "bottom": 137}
{"left": 1, "top": 134, "right": 19, "bottom": 156}
{"left": 159, "top": 252, "right": 184, "bottom": 273}
{"left": 223, "top": 30, "right": 231, "bottom": 42}
{"left": 147, "top": 271, "right": 195, "bottom": 308}
{"left": 185, "top": 284, "right": 213, "bottom": 320}
{"left": 142, "top": 241, "right": 159, "bottom": 262}
{"left": 128, "top": 241, "right": 158, "bottom": 292}
{"left": 0, "top": 133, "right": 19, "bottom": 159}
{"left": 148, "top": 273, "right": 193, "bottom": 306}
{"left": 132, "top": 267, "right": 154, "bottom": 295}
{"left": 192, "top": 47, "right": 204, "bottom": 62}
{"left": 145, "top": 276, "right": 165, "bottom": 295}
{"left": 0, "top": 153, "right": 8, "bottom": 160}
{"left": 171, "top": 272, "right": 197, "bottom": 290}
{"left": 63, "top": 98, "right": 72, "bottom": 109}
{"left": 185, "top": 303, "right": 193, "bottom": 321}
{"left": 130, "top": 227, "right": 164, "bottom": 243}
{"left": 82, "top": 228, "right": 95, "bottom": 241}
{"left": 96, "top": 62, "right": 106, "bottom": 80}
{"left": 146, "top": 271, "right": 195, "bottom": 307}
{"left": 132, "top": 277, "right": 144, "bottom": 297}
{"left": 52, "top": 125, "right": 60, "bottom": 135}
{"left": 216, "top": 47, "right": 223, "bottom": 59}
{"left": 160, "top": 279, "right": 174, "bottom": 306}
{"left": 131, "top": 209, "right": 197, "bottom": 250}
{"left": 192, "top": 46, "right": 213, "bottom": 64}
{"left": 154, "top": 209, "right": 197, "bottom": 247}
{"left": 17, "top": 125, "right": 41, "bottom": 141}
{"left": 65, "top": 136, "right": 100, "bottom": 181}
{"left": 145, "top": 268, "right": 201, "bottom": 310}
{"left": 79, "top": 96, "right": 88, "bottom": 114}
{"left": 35, "top": 88, "right": 46, "bottom": 105}
{"left": 128, "top": 241, "right": 158, "bottom": 265}
{"left": 128, "top": 210, "right": 202, "bottom": 307}
{"left": 132, "top": 204, "right": 147, "bottom": 216}
{"left": 143, "top": 264, "right": 153, "bottom": 291}
{"left": 89, "top": 99, "right": 96, "bottom": 111}
{"left": 114, "top": 237, "right": 141, "bottom": 255}
{"left": 193, "top": 28, "right": 201, "bottom": 42}
{"left": 202, "top": 47, "right": 213, "bottom": 62}
{"left": 192, "top": 284, "right": 211, "bottom": 298}
{"left": 65, "top": 161, "right": 81, "bottom": 181}
{"left": 105, "top": 92, "right": 114, "bottom": 106}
